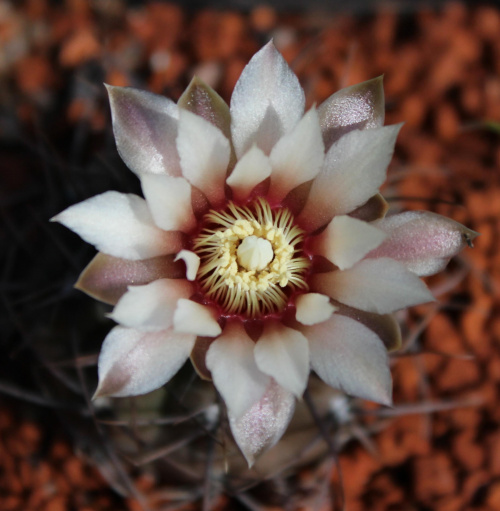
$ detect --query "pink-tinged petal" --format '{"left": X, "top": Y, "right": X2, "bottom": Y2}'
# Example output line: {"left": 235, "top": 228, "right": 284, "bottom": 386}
{"left": 302, "top": 314, "right": 392, "bottom": 405}
{"left": 226, "top": 145, "right": 272, "bottom": 202}
{"left": 177, "top": 76, "right": 232, "bottom": 140}
{"left": 141, "top": 174, "right": 196, "bottom": 233}
{"left": 268, "top": 107, "right": 324, "bottom": 201}
{"left": 229, "top": 379, "right": 295, "bottom": 467}
{"left": 298, "top": 124, "right": 402, "bottom": 232}
{"left": 176, "top": 109, "right": 230, "bottom": 206}
{"left": 336, "top": 304, "right": 402, "bottom": 352}
{"left": 173, "top": 299, "right": 221, "bottom": 337}
{"left": 106, "top": 85, "right": 181, "bottom": 176}
{"left": 94, "top": 326, "right": 195, "bottom": 398}
{"left": 349, "top": 193, "right": 389, "bottom": 222}
{"left": 254, "top": 321, "right": 309, "bottom": 397}
{"left": 206, "top": 322, "right": 270, "bottom": 418}
{"left": 52, "top": 192, "right": 183, "bottom": 260}
{"left": 75, "top": 252, "right": 185, "bottom": 305}
{"left": 230, "top": 41, "right": 305, "bottom": 157}
{"left": 369, "top": 211, "right": 479, "bottom": 277}
{"left": 318, "top": 76, "right": 385, "bottom": 151}
{"left": 311, "top": 215, "right": 387, "bottom": 270}
{"left": 174, "top": 250, "right": 200, "bottom": 281}
{"left": 311, "top": 258, "right": 435, "bottom": 314}
{"left": 108, "top": 279, "right": 193, "bottom": 331}
{"left": 295, "top": 293, "right": 337, "bottom": 326}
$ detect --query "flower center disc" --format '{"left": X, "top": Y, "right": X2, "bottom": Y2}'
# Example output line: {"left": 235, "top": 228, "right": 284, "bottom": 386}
{"left": 193, "top": 199, "right": 310, "bottom": 317}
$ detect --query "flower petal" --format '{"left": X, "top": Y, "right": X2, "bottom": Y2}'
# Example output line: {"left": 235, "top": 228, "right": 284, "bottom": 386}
{"left": 268, "top": 107, "right": 324, "bottom": 201}
{"left": 311, "top": 215, "right": 387, "bottom": 270}
{"left": 52, "top": 192, "right": 183, "bottom": 260}
{"left": 174, "top": 250, "right": 200, "bottom": 281}
{"left": 177, "top": 109, "right": 230, "bottom": 206}
{"left": 229, "top": 379, "right": 295, "bottom": 467}
{"left": 177, "top": 76, "right": 232, "bottom": 140}
{"left": 226, "top": 145, "right": 272, "bottom": 202}
{"left": 173, "top": 299, "right": 221, "bottom": 337}
{"left": 254, "top": 321, "right": 309, "bottom": 397}
{"left": 318, "top": 76, "right": 385, "bottom": 151}
{"left": 369, "top": 211, "right": 479, "bottom": 276}
{"left": 206, "top": 322, "right": 270, "bottom": 418}
{"left": 75, "top": 253, "right": 186, "bottom": 305}
{"left": 312, "top": 258, "right": 435, "bottom": 314}
{"left": 94, "top": 326, "right": 195, "bottom": 398}
{"left": 335, "top": 304, "right": 402, "bottom": 352}
{"left": 298, "top": 124, "right": 402, "bottom": 232}
{"left": 230, "top": 41, "right": 305, "bottom": 157}
{"left": 302, "top": 314, "right": 392, "bottom": 405}
{"left": 106, "top": 85, "right": 181, "bottom": 176}
{"left": 295, "top": 293, "right": 337, "bottom": 326}
{"left": 108, "top": 279, "right": 193, "bottom": 331}
{"left": 141, "top": 174, "right": 196, "bottom": 233}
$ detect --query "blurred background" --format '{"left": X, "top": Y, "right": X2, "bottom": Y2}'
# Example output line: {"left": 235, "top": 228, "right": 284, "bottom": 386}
{"left": 1, "top": 0, "right": 499, "bottom": 510}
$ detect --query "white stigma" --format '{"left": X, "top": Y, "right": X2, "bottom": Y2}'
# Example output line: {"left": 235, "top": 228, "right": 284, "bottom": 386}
{"left": 237, "top": 236, "right": 274, "bottom": 271}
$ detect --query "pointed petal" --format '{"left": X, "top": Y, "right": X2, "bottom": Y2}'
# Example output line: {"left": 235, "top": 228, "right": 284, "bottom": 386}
{"left": 106, "top": 85, "right": 181, "bottom": 176}
{"left": 52, "top": 192, "right": 183, "bottom": 260}
{"left": 173, "top": 299, "right": 221, "bottom": 337}
{"left": 311, "top": 215, "right": 387, "bottom": 270}
{"left": 108, "top": 279, "right": 193, "bottom": 331}
{"left": 174, "top": 250, "right": 200, "bottom": 281}
{"left": 230, "top": 41, "right": 305, "bottom": 157}
{"left": 141, "top": 174, "right": 196, "bottom": 233}
{"left": 302, "top": 314, "right": 392, "bottom": 404}
{"left": 268, "top": 107, "right": 324, "bottom": 201}
{"left": 319, "top": 76, "right": 385, "bottom": 151}
{"left": 229, "top": 379, "right": 295, "bottom": 467}
{"left": 206, "top": 322, "right": 270, "bottom": 418}
{"left": 336, "top": 304, "right": 402, "bottom": 352}
{"left": 349, "top": 193, "right": 389, "bottom": 222}
{"left": 298, "top": 124, "right": 402, "bottom": 232}
{"left": 75, "top": 253, "right": 186, "bottom": 305}
{"left": 295, "top": 292, "right": 337, "bottom": 326}
{"left": 177, "top": 109, "right": 230, "bottom": 206}
{"left": 178, "top": 76, "right": 232, "bottom": 140}
{"left": 254, "top": 321, "right": 309, "bottom": 397}
{"left": 370, "top": 211, "right": 479, "bottom": 276}
{"left": 94, "top": 326, "right": 195, "bottom": 398}
{"left": 312, "top": 258, "right": 435, "bottom": 314}
{"left": 226, "top": 145, "right": 272, "bottom": 202}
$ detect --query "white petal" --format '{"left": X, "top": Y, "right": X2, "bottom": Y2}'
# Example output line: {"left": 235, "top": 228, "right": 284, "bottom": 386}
{"left": 226, "top": 145, "right": 272, "bottom": 202}
{"left": 177, "top": 109, "right": 230, "bottom": 206}
{"left": 230, "top": 41, "right": 305, "bottom": 157}
{"left": 299, "top": 124, "right": 402, "bottom": 232}
{"left": 312, "top": 215, "right": 387, "bottom": 270}
{"left": 106, "top": 85, "right": 181, "bottom": 176}
{"left": 370, "top": 211, "right": 479, "bottom": 276}
{"left": 268, "top": 107, "right": 324, "bottom": 201}
{"left": 109, "top": 279, "right": 192, "bottom": 331}
{"left": 295, "top": 293, "right": 337, "bottom": 326}
{"left": 229, "top": 379, "right": 295, "bottom": 467}
{"left": 206, "top": 322, "right": 270, "bottom": 418}
{"left": 141, "top": 174, "right": 196, "bottom": 233}
{"left": 174, "top": 250, "right": 200, "bottom": 281}
{"left": 52, "top": 192, "right": 183, "bottom": 260}
{"left": 303, "top": 314, "right": 392, "bottom": 404}
{"left": 94, "top": 326, "right": 195, "bottom": 398}
{"left": 173, "top": 299, "right": 221, "bottom": 337}
{"left": 312, "top": 258, "right": 435, "bottom": 314}
{"left": 254, "top": 321, "right": 309, "bottom": 397}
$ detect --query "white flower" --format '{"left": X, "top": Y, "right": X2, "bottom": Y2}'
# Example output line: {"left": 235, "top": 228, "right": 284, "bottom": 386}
{"left": 52, "top": 42, "right": 477, "bottom": 466}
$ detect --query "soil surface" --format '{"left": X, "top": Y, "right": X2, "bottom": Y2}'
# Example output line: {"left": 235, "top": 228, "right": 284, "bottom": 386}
{"left": 1, "top": 1, "right": 499, "bottom": 510}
